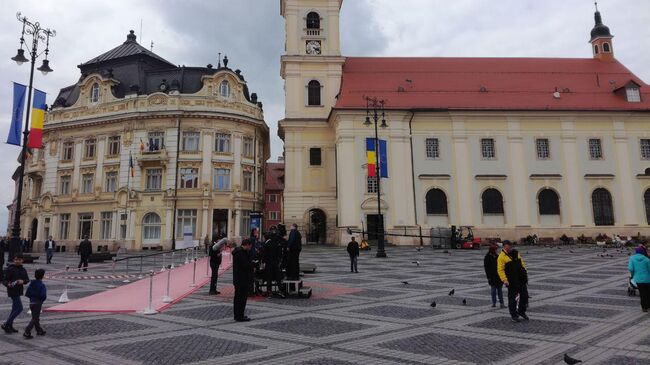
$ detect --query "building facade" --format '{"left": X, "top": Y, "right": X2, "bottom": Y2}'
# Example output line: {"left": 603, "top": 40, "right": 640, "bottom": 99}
{"left": 264, "top": 160, "right": 285, "bottom": 232}
{"left": 17, "top": 31, "right": 269, "bottom": 252}
{"left": 279, "top": 0, "right": 650, "bottom": 245}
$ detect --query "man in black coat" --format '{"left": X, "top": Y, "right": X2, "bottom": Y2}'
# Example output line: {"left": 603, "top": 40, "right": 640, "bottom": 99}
{"left": 504, "top": 249, "right": 529, "bottom": 322}
{"left": 347, "top": 237, "right": 360, "bottom": 273}
{"left": 209, "top": 237, "right": 229, "bottom": 295}
{"left": 77, "top": 235, "right": 92, "bottom": 272}
{"left": 262, "top": 228, "right": 284, "bottom": 296}
{"left": 2, "top": 253, "right": 29, "bottom": 333}
{"left": 286, "top": 224, "right": 302, "bottom": 280}
{"left": 232, "top": 239, "right": 253, "bottom": 322}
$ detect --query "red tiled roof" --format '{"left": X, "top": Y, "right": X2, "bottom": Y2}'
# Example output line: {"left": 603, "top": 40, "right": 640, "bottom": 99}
{"left": 265, "top": 162, "right": 285, "bottom": 191}
{"left": 335, "top": 57, "right": 650, "bottom": 111}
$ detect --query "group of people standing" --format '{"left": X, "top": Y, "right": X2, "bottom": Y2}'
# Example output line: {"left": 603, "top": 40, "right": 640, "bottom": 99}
{"left": 484, "top": 242, "right": 530, "bottom": 322}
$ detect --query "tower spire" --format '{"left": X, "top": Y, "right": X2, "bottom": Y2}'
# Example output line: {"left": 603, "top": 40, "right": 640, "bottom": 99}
{"left": 589, "top": 4, "right": 614, "bottom": 61}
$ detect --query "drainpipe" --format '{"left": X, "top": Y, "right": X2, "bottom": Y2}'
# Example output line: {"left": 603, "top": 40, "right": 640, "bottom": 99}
{"left": 407, "top": 111, "right": 421, "bottom": 245}
{"left": 171, "top": 117, "right": 181, "bottom": 249}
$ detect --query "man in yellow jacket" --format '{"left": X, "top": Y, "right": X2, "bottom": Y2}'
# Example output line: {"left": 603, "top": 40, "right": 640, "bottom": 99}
{"left": 497, "top": 242, "right": 529, "bottom": 322}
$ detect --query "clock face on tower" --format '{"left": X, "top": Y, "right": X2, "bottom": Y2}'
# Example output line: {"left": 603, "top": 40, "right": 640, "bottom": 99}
{"left": 306, "top": 40, "right": 321, "bottom": 55}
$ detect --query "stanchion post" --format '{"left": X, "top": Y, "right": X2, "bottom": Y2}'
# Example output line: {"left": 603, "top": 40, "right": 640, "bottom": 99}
{"left": 58, "top": 266, "right": 70, "bottom": 303}
{"left": 170, "top": 251, "right": 175, "bottom": 269}
{"left": 139, "top": 255, "right": 144, "bottom": 278}
{"left": 142, "top": 270, "right": 157, "bottom": 315}
{"left": 161, "top": 253, "right": 167, "bottom": 272}
{"left": 123, "top": 258, "right": 131, "bottom": 283}
{"left": 107, "top": 258, "right": 117, "bottom": 288}
{"left": 190, "top": 258, "right": 197, "bottom": 287}
{"left": 162, "top": 265, "right": 172, "bottom": 303}
{"left": 184, "top": 249, "right": 189, "bottom": 264}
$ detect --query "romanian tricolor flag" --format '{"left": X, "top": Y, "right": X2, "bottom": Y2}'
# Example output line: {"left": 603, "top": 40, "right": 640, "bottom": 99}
{"left": 26, "top": 89, "right": 46, "bottom": 148}
{"left": 366, "top": 138, "right": 388, "bottom": 178}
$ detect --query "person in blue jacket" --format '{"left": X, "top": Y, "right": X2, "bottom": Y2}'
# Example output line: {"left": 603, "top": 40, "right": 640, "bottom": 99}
{"left": 24, "top": 268, "right": 47, "bottom": 338}
{"left": 629, "top": 246, "right": 650, "bottom": 312}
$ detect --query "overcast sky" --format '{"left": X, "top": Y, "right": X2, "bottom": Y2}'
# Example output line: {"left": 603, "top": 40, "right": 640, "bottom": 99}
{"left": 0, "top": 0, "right": 649, "bottom": 234}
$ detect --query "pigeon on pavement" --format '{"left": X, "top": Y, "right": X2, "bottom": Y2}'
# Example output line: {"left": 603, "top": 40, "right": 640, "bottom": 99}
{"left": 401, "top": 281, "right": 409, "bottom": 285}
{"left": 430, "top": 301, "right": 436, "bottom": 308}
{"left": 412, "top": 261, "right": 420, "bottom": 266}
{"left": 448, "top": 289, "right": 455, "bottom": 296}
{"left": 563, "top": 353, "right": 582, "bottom": 364}
{"left": 462, "top": 299, "right": 467, "bottom": 305}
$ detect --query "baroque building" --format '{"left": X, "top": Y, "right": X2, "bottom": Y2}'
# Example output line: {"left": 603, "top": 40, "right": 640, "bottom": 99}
{"left": 19, "top": 31, "right": 269, "bottom": 251}
{"left": 279, "top": 0, "right": 650, "bottom": 245}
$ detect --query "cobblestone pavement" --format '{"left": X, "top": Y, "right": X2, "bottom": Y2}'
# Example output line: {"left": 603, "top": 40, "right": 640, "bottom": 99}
{"left": 1, "top": 245, "right": 649, "bottom": 364}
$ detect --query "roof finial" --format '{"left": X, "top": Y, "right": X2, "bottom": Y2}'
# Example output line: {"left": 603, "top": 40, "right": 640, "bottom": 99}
{"left": 150, "top": 40, "right": 154, "bottom": 52}
{"left": 218, "top": 52, "right": 221, "bottom": 68}
{"left": 594, "top": 1, "right": 598, "bottom": 12}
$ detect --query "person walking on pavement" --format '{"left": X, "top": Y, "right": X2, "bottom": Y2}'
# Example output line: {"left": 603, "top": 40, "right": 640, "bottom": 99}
{"left": 2, "top": 254, "right": 29, "bottom": 334}
{"left": 77, "top": 235, "right": 92, "bottom": 272}
{"left": 209, "top": 237, "right": 229, "bottom": 295}
{"left": 286, "top": 224, "right": 302, "bottom": 280}
{"left": 23, "top": 268, "right": 47, "bottom": 339}
{"left": 628, "top": 246, "right": 650, "bottom": 312}
{"left": 262, "top": 227, "right": 284, "bottom": 297}
{"left": 45, "top": 236, "right": 56, "bottom": 265}
{"left": 484, "top": 244, "right": 505, "bottom": 308}
{"left": 497, "top": 243, "right": 529, "bottom": 322}
{"left": 347, "top": 236, "right": 360, "bottom": 273}
{"left": 233, "top": 239, "right": 254, "bottom": 322}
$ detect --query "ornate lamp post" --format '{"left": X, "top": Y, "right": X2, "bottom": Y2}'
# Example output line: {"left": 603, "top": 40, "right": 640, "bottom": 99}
{"left": 9, "top": 12, "right": 55, "bottom": 258}
{"left": 364, "top": 97, "right": 388, "bottom": 258}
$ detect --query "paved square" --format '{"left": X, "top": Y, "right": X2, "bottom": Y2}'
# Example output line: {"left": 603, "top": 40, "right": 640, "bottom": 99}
{"left": 0, "top": 245, "right": 648, "bottom": 364}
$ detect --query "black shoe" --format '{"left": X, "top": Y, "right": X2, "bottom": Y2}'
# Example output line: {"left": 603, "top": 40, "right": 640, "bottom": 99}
{"left": 235, "top": 317, "right": 251, "bottom": 322}
{"left": 511, "top": 316, "right": 520, "bottom": 323}
{"left": 355, "top": 271, "right": 359, "bottom": 273}
{"left": 36, "top": 331, "right": 46, "bottom": 336}
{"left": 23, "top": 332, "right": 33, "bottom": 339}
{"left": 9, "top": 327, "right": 18, "bottom": 333}
{"left": 208, "top": 291, "right": 217, "bottom": 295}
{"left": 519, "top": 313, "right": 529, "bottom": 321}
{"left": 1, "top": 324, "right": 12, "bottom": 334}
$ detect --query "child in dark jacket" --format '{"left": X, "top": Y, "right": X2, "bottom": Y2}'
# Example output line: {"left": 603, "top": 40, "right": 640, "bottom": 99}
{"left": 2, "top": 254, "right": 29, "bottom": 334}
{"left": 23, "top": 268, "right": 47, "bottom": 338}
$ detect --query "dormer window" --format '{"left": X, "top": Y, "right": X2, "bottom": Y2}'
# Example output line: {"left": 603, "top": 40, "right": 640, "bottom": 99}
{"left": 220, "top": 80, "right": 230, "bottom": 98}
{"left": 306, "top": 12, "right": 320, "bottom": 29}
{"left": 90, "top": 83, "right": 100, "bottom": 103}
{"left": 626, "top": 87, "right": 641, "bottom": 102}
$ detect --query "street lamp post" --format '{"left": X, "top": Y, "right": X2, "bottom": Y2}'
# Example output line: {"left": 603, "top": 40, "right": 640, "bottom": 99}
{"left": 9, "top": 12, "right": 55, "bottom": 259}
{"left": 364, "top": 97, "right": 388, "bottom": 258}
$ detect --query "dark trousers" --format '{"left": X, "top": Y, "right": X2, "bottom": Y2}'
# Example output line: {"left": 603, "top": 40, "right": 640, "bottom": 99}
{"left": 209, "top": 260, "right": 221, "bottom": 293}
{"left": 287, "top": 250, "right": 300, "bottom": 279}
{"left": 4, "top": 296, "right": 23, "bottom": 328}
{"left": 350, "top": 255, "right": 358, "bottom": 272}
{"left": 25, "top": 303, "right": 43, "bottom": 334}
{"left": 507, "top": 285, "right": 529, "bottom": 318}
{"left": 266, "top": 264, "right": 282, "bottom": 293}
{"left": 638, "top": 282, "right": 650, "bottom": 310}
{"left": 233, "top": 285, "right": 248, "bottom": 320}
{"left": 491, "top": 284, "right": 504, "bottom": 305}
{"left": 78, "top": 256, "right": 89, "bottom": 271}
{"left": 46, "top": 248, "right": 53, "bottom": 264}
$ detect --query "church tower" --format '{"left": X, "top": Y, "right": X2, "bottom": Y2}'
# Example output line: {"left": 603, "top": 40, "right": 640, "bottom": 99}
{"left": 590, "top": 4, "right": 614, "bottom": 61}
{"left": 279, "top": 0, "right": 345, "bottom": 243}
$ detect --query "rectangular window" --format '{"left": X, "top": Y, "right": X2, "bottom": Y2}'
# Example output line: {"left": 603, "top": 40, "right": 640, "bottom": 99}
{"left": 269, "top": 211, "right": 279, "bottom": 220}
{"left": 176, "top": 209, "right": 197, "bottom": 239}
{"left": 105, "top": 172, "right": 118, "bottom": 193}
{"left": 147, "top": 132, "right": 165, "bottom": 151}
{"left": 425, "top": 138, "right": 440, "bottom": 159}
{"left": 641, "top": 139, "right": 650, "bottom": 160}
{"left": 62, "top": 142, "right": 74, "bottom": 161}
{"left": 627, "top": 87, "right": 641, "bottom": 103}
{"left": 60, "top": 175, "right": 71, "bottom": 195}
{"left": 589, "top": 138, "right": 603, "bottom": 159}
{"left": 84, "top": 138, "right": 96, "bottom": 159}
{"left": 367, "top": 176, "right": 378, "bottom": 194}
{"left": 81, "top": 174, "right": 94, "bottom": 194}
{"left": 536, "top": 138, "right": 550, "bottom": 159}
{"left": 240, "top": 210, "right": 251, "bottom": 236}
{"left": 180, "top": 168, "right": 199, "bottom": 189}
{"left": 243, "top": 171, "right": 253, "bottom": 192}
{"left": 146, "top": 168, "right": 162, "bottom": 190}
{"left": 59, "top": 213, "right": 70, "bottom": 240}
{"left": 215, "top": 133, "right": 231, "bottom": 153}
{"left": 481, "top": 138, "right": 496, "bottom": 159}
{"left": 108, "top": 136, "right": 121, "bottom": 156}
{"left": 213, "top": 168, "right": 231, "bottom": 190}
{"left": 78, "top": 213, "right": 93, "bottom": 239}
{"left": 100, "top": 212, "right": 112, "bottom": 240}
{"left": 120, "top": 224, "right": 127, "bottom": 240}
{"left": 182, "top": 131, "right": 200, "bottom": 152}
{"left": 310, "top": 147, "right": 322, "bottom": 166}
{"left": 242, "top": 137, "right": 253, "bottom": 158}
{"left": 268, "top": 194, "right": 278, "bottom": 203}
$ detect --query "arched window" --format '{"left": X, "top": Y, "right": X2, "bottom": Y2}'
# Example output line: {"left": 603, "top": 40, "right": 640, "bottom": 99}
{"left": 592, "top": 188, "right": 614, "bottom": 226}
{"left": 308, "top": 80, "right": 321, "bottom": 106}
{"left": 538, "top": 189, "right": 560, "bottom": 215}
{"left": 644, "top": 189, "right": 650, "bottom": 225}
{"left": 482, "top": 188, "right": 504, "bottom": 215}
{"left": 220, "top": 80, "right": 230, "bottom": 98}
{"left": 306, "top": 12, "right": 320, "bottom": 29}
{"left": 603, "top": 42, "right": 611, "bottom": 53}
{"left": 90, "top": 83, "right": 100, "bottom": 103}
{"left": 142, "top": 213, "right": 162, "bottom": 241}
{"left": 594, "top": 44, "right": 599, "bottom": 55}
{"left": 426, "top": 189, "right": 448, "bottom": 215}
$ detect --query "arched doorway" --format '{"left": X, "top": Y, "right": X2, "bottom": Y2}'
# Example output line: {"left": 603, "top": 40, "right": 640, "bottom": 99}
{"left": 307, "top": 209, "right": 326, "bottom": 244}
{"left": 592, "top": 188, "right": 614, "bottom": 226}
{"left": 644, "top": 189, "right": 650, "bottom": 225}
{"left": 142, "top": 213, "right": 162, "bottom": 245}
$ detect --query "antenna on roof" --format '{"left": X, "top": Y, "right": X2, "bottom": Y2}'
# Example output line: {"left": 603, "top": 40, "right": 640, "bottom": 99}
{"left": 150, "top": 41, "right": 154, "bottom": 52}
{"left": 139, "top": 19, "right": 143, "bottom": 43}
{"left": 218, "top": 52, "right": 222, "bottom": 68}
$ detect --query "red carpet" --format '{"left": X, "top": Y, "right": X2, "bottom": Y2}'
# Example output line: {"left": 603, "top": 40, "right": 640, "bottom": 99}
{"left": 46, "top": 253, "right": 232, "bottom": 313}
